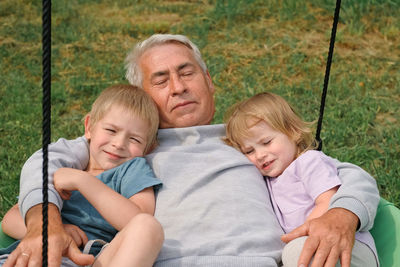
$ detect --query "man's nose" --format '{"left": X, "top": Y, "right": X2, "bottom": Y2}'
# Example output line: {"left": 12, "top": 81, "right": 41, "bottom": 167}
{"left": 170, "top": 74, "right": 186, "bottom": 95}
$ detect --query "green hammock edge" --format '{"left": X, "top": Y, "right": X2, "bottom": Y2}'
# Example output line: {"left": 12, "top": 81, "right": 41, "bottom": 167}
{"left": 1, "top": 198, "right": 399, "bottom": 266}
{"left": 0, "top": 222, "right": 16, "bottom": 248}
{"left": 370, "top": 198, "right": 400, "bottom": 266}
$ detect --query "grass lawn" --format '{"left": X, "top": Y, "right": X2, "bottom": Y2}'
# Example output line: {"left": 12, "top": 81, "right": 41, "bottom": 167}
{"left": 0, "top": 0, "right": 399, "bottom": 218}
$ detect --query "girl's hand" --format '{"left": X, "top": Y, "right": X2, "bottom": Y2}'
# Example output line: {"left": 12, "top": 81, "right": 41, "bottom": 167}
{"left": 54, "top": 168, "right": 85, "bottom": 200}
{"left": 64, "top": 224, "right": 89, "bottom": 248}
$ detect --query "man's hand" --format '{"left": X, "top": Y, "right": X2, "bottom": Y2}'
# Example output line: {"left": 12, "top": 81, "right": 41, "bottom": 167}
{"left": 281, "top": 208, "right": 358, "bottom": 267}
{"left": 64, "top": 224, "right": 89, "bottom": 248}
{"left": 4, "top": 204, "right": 94, "bottom": 267}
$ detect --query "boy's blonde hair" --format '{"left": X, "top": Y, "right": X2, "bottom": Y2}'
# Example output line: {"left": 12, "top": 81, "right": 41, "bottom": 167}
{"left": 224, "top": 92, "right": 317, "bottom": 156}
{"left": 88, "top": 84, "right": 159, "bottom": 154}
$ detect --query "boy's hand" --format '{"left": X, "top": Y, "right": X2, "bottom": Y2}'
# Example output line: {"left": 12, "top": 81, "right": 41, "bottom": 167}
{"left": 54, "top": 168, "right": 85, "bottom": 199}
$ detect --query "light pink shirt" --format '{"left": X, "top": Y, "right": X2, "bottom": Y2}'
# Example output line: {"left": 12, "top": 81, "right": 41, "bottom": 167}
{"left": 266, "top": 150, "right": 378, "bottom": 262}
{"left": 267, "top": 150, "right": 341, "bottom": 233}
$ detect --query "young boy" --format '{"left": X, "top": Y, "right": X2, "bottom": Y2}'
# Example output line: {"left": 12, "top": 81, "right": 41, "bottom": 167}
{"left": 224, "top": 92, "right": 378, "bottom": 267}
{"left": 1, "top": 84, "right": 164, "bottom": 267}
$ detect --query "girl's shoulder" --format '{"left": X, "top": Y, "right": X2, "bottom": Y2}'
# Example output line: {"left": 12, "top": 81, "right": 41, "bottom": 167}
{"left": 296, "top": 150, "right": 333, "bottom": 164}
{"left": 288, "top": 150, "right": 337, "bottom": 178}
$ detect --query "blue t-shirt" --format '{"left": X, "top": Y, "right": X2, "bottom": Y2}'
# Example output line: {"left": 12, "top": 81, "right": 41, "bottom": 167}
{"left": 61, "top": 157, "right": 162, "bottom": 242}
{"left": 0, "top": 157, "right": 161, "bottom": 256}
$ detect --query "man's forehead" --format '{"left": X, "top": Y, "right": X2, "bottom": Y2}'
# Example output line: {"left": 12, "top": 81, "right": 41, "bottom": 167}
{"left": 140, "top": 43, "right": 197, "bottom": 69}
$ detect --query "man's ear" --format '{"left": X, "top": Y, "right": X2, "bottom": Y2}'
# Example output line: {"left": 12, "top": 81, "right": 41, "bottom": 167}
{"left": 84, "top": 114, "right": 91, "bottom": 140}
{"left": 206, "top": 70, "right": 215, "bottom": 94}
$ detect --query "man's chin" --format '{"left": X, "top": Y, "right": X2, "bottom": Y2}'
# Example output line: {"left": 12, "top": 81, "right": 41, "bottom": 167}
{"left": 160, "top": 116, "right": 203, "bottom": 129}
{"left": 160, "top": 108, "right": 214, "bottom": 128}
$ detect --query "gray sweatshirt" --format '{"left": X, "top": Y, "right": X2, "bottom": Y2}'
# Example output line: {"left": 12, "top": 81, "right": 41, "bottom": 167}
{"left": 18, "top": 124, "right": 380, "bottom": 266}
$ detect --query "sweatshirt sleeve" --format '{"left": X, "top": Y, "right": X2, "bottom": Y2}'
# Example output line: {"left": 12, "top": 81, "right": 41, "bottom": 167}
{"left": 329, "top": 159, "right": 380, "bottom": 232}
{"left": 18, "top": 136, "right": 90, "bottom": 220}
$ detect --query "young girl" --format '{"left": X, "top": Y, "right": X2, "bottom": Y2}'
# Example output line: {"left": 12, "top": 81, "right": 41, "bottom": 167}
{"left": 224, "top": 92, "right": 378, "bottom": 267}
{"left": 1, "top": 84, "right": 164, "bottom": 267}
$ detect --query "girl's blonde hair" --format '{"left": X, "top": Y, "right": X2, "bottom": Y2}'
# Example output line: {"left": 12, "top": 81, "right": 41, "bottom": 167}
{"left": 88, "top": 84, "right": 159, "bottom": 154}
{"left": 224, "top": 92, "right": 318, "bottom": 156}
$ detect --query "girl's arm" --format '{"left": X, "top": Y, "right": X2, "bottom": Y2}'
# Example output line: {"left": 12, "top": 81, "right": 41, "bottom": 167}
{"left": 2, "top": 204, "right": 26, "bottom": 239}
{"left": 54, "top": 168, "right": 155, "bottom": 231}
{"left": 306, "top": 186, "right": 339, "bottom": 221}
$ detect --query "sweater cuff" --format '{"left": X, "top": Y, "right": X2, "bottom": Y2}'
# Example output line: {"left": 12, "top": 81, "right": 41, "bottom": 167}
{"left": 19, "top": 189, "right": 63, "bottom": 221}
{"left": 329, "top": 196, "right": 369, "bottom": 231}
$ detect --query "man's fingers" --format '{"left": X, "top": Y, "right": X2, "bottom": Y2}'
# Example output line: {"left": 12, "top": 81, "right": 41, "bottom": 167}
{"left": 69, "top": 229, "right": 84, "bottom": 247}
{"left": 47, "top": 243, "right": 63, "bottom": 267}
{"left": 15, "top": 252, "right": 30, "bottom": 267}
{"left": 78, "top": 229, "right": 89, "bottom": 245}
{"left": 281, "top": 223, "right": 309, "bottom": 243}
{"left": 26, "top": 253, "right": 41, "bottom": 267}
{"left": 298, "top": 236, "right": 319, "bottom": 267}
{"left": 322, "top": 247, "right": 340, "bottom": 267}
{"left": 66, "top": 240, "right": 95, "bottom": 266}
{"left": 4, "top": 249, "right": 40, "bottom": 267}
{"left": 4, "top": 245, "right": 38, "bottom": 267}
{"left": 309, "top": 243, "right": 340, "bottom": 267}
{"left": 3, "top": 251, "right": 17, "bottom": 267}
{"left": 64, "top": 224, "right": 89, "bottom": 247}
{"left": 73, "top": 225, "right": 89, "bottom": 245}
{"left": 339, "top": 249, "right": 352, "bottom": 267}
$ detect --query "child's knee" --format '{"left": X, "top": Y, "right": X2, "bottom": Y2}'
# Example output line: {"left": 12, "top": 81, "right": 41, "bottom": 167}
{"left": 125, "top": 214, "right": 164, "bottom": 243}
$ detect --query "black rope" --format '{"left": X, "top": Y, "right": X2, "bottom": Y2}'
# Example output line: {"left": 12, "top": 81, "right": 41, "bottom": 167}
{"left": 315, "top": 0, "right": 341, "bottom": 151}
{"left": 42, "top": 0, "right": 51, "bottom": 266}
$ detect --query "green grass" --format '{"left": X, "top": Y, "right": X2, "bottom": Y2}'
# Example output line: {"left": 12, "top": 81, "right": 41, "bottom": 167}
{"left": 0, "top": 0, "right": 399, "bottom": 218}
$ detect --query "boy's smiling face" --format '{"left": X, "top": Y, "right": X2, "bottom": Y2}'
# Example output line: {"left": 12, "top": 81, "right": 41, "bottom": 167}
{"left": 85, "top": 104, "right": 149, "bottom": 174}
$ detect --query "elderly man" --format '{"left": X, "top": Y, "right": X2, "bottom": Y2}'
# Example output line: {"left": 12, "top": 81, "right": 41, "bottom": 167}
{"left": 5, "top": 34, "right": 379, "bottom": 267}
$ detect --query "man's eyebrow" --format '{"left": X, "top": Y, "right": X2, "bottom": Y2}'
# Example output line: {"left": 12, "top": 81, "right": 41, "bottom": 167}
{"left": 177, "top": 62, "right": 195, "bottom": 71}
{"left": 151, "top": 62, "right": 195, "bottom": 80}
{"left": 151, "top": 70, "right": 168, "bottom": 79}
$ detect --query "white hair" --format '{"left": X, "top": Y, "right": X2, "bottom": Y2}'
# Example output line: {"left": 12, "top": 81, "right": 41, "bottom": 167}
{"left": 124, "top": 34, "right": 208, "bottom": 87}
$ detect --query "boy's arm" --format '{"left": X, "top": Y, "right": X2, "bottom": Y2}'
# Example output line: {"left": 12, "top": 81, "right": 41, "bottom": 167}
{"left": 2, "top": 204, "right": 26, "bottom": 239}
{"left": 55, "top": 168, "right": 156, "bottom": 231}
{"left": 306, "top": 186, "right": 339, "bottom": 221}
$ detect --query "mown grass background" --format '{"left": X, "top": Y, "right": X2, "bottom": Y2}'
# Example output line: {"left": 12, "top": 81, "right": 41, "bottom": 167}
{"left": 0, "top": 0, "right": 399, "bottom": 219}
